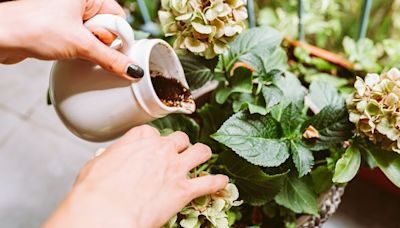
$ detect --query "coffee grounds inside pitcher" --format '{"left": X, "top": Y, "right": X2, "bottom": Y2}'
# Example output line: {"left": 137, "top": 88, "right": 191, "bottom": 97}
{"left": 151, "top": 71, "right": 194, "bottom": 108}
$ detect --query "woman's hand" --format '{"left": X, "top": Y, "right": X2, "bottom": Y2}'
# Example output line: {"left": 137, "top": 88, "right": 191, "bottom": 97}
{"left": 43, "top": 125, "right": 228, "bottom": 228}
{"left": 0, "top": 0, "right": 143, "bottom": 80}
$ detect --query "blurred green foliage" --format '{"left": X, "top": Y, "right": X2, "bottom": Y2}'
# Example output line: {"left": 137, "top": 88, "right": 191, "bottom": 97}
{"left": 257, "top": 0, "right": 400, "bottom": 51}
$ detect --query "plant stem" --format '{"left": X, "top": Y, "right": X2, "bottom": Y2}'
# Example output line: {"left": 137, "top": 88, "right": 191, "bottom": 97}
{"left": 297, "top": 0, "right": 305, "bottom": 42}
{"left": 358, "top": 0, "right": 372, "bottom": 40}
{"left": 136, "top": 0, "right": 151, "bottom": 23}
{"left": 247, "top": 0, "right": 256, "bottom": 28}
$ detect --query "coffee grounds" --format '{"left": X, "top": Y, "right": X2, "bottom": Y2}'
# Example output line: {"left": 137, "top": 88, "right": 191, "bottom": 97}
{"left": 151, "top": 71, "right": 194, "bottom": 108}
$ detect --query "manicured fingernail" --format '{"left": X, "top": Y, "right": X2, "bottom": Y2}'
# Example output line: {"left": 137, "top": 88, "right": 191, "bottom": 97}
{"left": 126, "top": 64, "right": 144, "bottom": 79}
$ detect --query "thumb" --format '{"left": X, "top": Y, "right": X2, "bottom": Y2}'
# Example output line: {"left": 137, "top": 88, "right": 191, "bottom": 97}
{"left": 77, "top": 29, "right": 144, "bottom": 81}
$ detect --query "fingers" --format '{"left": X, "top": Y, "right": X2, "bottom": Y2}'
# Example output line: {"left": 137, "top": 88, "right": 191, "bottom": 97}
{"left": 180, "top": 143, "right": 212, "bottom": 171}
{"left": 77, "top": 29, "right": 144, "bottom": 81}
{"left": 188, "top": 175, "right": 229, "bottom": 199}
{"left": 83, "top": 0, "right": 105, "bottom": 21}
{"left": 83, "top": 0, "right": 126, "bottom": 20}
{"left": 98, "top": 0, "right": 127, "bottom": 19}
{"left": 164, "top": 131, "right": 190, "bottom": 153}
{"left": 122, "top": 125, "right": 161, "bottom": 141}
{"left": 83, "top": 0, "right": 126, "bottom": 46}
{"left": 89, "top": 26, "right": 117, "bottom": 45}
{"left": 0, "top": 56, "right": 26, "bottom": 64}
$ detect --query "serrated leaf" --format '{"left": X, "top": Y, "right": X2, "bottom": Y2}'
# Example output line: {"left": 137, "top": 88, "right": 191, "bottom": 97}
{"left": 280, "top": 104, "right": 304, "bottom": 137}
{"left": 222, "top": 27, "right": 285, "bottom": 74}
{"left": 232, "top": 93, "right": 267, "bottom": 115}
{"left": 218, "top": 151, "right": 288, "bottom": 205}
{"left": 261, "top": 85, "right": 283, "bottom": 110}
{"left": 291, "top": 141, "right": 314, "bottom": 177}
{"left": 302, "top": 106, "right": 353, "bottom": 151}
{"left": 333, "top": 145, "right": 361, "bottom": 183}
{"left": 271, "top": 72, "right": 306, "bottom": 121}
{"left": 179, "top": 54, "right": 217, "bottom": 90}
{"left": 150, "top": 114, "right": 199, "bottom": 143}
{"left": 275, "top": 174, "right": 318, "bottom": 215}
{"left": 197, "top": 103, "right": 232, "bottom": 148}
{"left": 212, "top": 111, "right": 290, "bottom": 167}
{"left": 215, "top": 67, "right": 253, "bottom": 104}
{"left": 311, "top": 166, "right": 333, "bottom": 194}
{"left": 362, "top": 144, "right": 400, "bottom": 188}
{"left": 307, "top": 81, "right": 344, "bottom": 112}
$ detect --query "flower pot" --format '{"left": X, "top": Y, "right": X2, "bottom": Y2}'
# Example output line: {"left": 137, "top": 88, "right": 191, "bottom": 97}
{"left": 296, "top": 186, "right": 345, "bottom": 228}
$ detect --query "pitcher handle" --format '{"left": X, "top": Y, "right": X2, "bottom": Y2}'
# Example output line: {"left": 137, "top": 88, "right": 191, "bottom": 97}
{"left": 84, "top": 14, "right": 135, "bottom": 54}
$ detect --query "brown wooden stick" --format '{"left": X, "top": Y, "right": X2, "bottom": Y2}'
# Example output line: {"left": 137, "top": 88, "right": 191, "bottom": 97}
{"left": 286, "top": 37, "right": 353, "bottom": 70}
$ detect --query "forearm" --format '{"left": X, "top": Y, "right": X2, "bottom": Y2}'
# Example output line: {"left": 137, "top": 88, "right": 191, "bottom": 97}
{"left": 43, "top": 186, "right": 137, "bottom": 228}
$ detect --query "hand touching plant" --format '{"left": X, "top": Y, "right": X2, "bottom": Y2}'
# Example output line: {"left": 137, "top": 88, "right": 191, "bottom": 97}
{"left": 43, "top": 125, "right": 228, "bottom": 228}
{"left": 0, "top": 0, "right": 144, "bottom": 80}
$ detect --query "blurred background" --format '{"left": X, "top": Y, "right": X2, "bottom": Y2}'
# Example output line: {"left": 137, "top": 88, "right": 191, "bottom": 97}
{"left": 1, "top": 0, "right": 400, "bottom": 227}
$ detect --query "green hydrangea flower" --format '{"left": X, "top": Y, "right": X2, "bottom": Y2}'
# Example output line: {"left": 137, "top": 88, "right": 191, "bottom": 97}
{"left": 347, "top": 68, "right": 400, "bottom": 153}
{"left": 164, "top": 183, "right": 243, "bottom": 228}
{"left": 158, "top": 0, "right": 248, "bottom": 59}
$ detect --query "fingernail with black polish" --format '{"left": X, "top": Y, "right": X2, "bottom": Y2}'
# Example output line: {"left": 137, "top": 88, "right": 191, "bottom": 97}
{"left": 126, "top": 64, "right": 144, "bottom": 79}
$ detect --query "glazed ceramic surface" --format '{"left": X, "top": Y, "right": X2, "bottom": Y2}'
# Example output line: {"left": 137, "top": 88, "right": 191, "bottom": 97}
{"left": 50, "top": 14, "right": 194, "bottom": 142}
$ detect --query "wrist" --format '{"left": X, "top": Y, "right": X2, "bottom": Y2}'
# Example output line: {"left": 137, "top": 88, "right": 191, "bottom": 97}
{"left": 44, "top": 185, "right": 137, "bottom": 228}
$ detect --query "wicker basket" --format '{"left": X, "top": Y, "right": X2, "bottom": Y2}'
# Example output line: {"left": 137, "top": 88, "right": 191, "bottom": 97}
{"left": 296, "top": 186, "right": 345, "bottom": 228}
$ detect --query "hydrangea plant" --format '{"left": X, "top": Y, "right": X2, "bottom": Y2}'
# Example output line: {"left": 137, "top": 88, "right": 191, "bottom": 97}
{"left": 347, "top": 68, "right": 400, "bottom": 153}
{"left": 118, "top": 0, "right": 400, "bottom": 227}
{"left": 164, "top": 181, "right": 243, "bottom": 228}
{"left": 158, "top": 0, "right": 248, "bottom": 59}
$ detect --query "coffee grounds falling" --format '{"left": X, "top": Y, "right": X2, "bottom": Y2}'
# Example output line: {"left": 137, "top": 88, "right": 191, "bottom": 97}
{"left": 151, "top": 71, "right": 194, "bottom": 108}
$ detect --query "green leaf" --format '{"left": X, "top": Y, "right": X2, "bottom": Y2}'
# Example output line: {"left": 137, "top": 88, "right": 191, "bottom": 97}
{"left": 332, "top": 145, "right": 361, "bottom": 183}
{"left": 304, "top": 73, "right": 349, "bottom": 88}
{"left": 275, "top": 173, "right": 318, "bottom": 215}
{"left": 47, "top": 88, "right": 52, "bottom": 105}
{"left": 271, "top": 72, "right": 306, "bottom": 121}
{"left": 363, "top": 145, "right": 400, "bottom": 188}
{"left": 232, "top": 93, "right": 267, "bottom": 115}
{"left": 307, "top": 81, "right": 344, "bottom": 112}
{"left": 291, "top": 141, "right": 314, "bottom": 177}
{"left": 212, "top": 111, "right": 290, "bottom": 167}
{"left": 150, "top": 114, "right": 199, "bottom": 143}
{"left": 222, "top": 27, "right": 285, "bottom": 74}
{"left": 215, "top": 67, "right": 253, "bottom": 104}
{"left": 197, "top": 103, "right": 232, "bottom": 147}
{"left": 133, "top": 30, "right": 151, "bottom": 40}
{"left": 280, "top": 104, "right": 304, "bottom": 137}
{"left": 343, "top": 36, "right": 381, "bottom": 72}
{"left": 302, "top": 106, "right": 353, "bottom": 151}
{"left": 259, "top": 69, "right": 284, "bottom": 84}
{"left": 219, "top": 151, "right": 288, "bottom": 205}
{"left": 261, "top": 85, "right": 283, "bottom": 110}
{"left": 179, "top": 54, "right": 217, "bottom": 90}
{"left": 159, "top": 128, "right": 174, "bottom": 136}
{"left": 311, "top": 166, "right": 333, "bottom": 194}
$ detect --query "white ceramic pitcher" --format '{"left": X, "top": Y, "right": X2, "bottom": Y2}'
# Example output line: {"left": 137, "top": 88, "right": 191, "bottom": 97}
{"left": 49, "top": 14, "right": 195, "bottom": 142}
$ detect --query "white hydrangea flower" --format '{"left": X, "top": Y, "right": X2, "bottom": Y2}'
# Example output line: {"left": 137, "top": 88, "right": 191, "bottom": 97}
{"left": 158, "top": 0, "right": 248, "bottom": 59}
{"left": 347, "top": 68, "right": 400, "bottom": 153}
{"left": 163, "top": 180, "right": 242, "bottom": 227}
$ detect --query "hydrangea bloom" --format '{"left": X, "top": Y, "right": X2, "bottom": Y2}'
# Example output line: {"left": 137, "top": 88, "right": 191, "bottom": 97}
{"left": 347, "top": 68, "right": 400, "bottom": 153}
{"left": 164, "top": 183, "right": 243, "bottom": 228}
{"left": 158, "top": 0, "right": 248, "bottom": 59}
